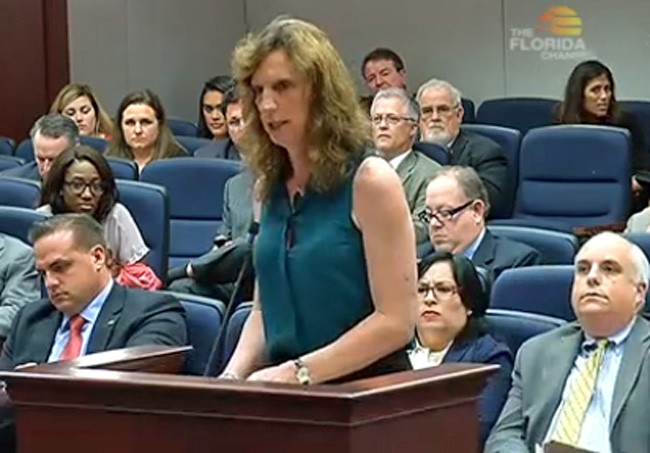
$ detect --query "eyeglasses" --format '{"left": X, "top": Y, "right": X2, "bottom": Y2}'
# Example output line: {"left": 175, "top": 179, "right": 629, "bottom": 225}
{"left": 417, "top": 282, "right": 459, "bottom": 300}
{"left": 227, "top": 118, "right": 243, "bottom": 128}
{"left": 420, "top": 104, "right": 458, "bottom": 118}
{"left": 64, "top": 180, "right": 106, "bottom": 196}
{"left": 419, "top": 200, "right": 475, "bottom": 224}
{"left": 370, "top": 114, "right": 415, "bottom": 126}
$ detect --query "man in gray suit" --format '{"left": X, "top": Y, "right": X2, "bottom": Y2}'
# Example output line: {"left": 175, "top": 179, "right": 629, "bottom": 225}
{"left": 370, "top": 87, "right": 441, "bottom": 244}
{"left": 485, "top": 232, "right": 650, "bottom": 453}
{"left": 0, "top": 234, "right": 40, "bottom": 341}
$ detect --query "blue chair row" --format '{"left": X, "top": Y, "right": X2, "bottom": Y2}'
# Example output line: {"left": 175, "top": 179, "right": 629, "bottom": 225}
{"left": 0, "top": 137, "right": 16, "bottom": 156}
{"left": 14, "top": 136, "right": 109, "bottom": 162}
{"left": 476, "top": 97, "right": 558, "bottom": 135}
{"left": 0, "top": 155, "right": 25, "bottom": 172}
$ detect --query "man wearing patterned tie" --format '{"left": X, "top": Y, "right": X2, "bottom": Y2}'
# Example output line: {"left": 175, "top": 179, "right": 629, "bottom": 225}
{"left": 0, "top": 214, "right": 187, "bottom": 370}
{"left": 485, "top": 232, "right": 650, "bottom": 453}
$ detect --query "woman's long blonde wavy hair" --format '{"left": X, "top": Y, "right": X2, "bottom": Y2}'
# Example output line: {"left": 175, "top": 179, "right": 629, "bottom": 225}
{"left": 232, "top": 16, "right": 371, "bottom": 200}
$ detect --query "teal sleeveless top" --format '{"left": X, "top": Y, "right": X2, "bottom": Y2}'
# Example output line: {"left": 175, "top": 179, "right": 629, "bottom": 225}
{"left": 254, "top": 159, "right": 372, "bottom": 363}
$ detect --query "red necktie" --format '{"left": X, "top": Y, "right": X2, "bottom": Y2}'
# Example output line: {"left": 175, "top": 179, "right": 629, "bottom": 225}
{"left": 60, "top": 315, "right": 86, "bottom": 361}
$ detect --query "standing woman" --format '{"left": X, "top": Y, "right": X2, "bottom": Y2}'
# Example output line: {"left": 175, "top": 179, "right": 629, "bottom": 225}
{"left": 50, "top": 83, "right": 113, "bottom": 139}
{"left": 556, "top": 60, "right": 649, "bottom": 209}
{"left": 221, "top": 17, "right": 417, "bottom": 384}
{"left": 196, "top": 75, "right": 234, "bottom": 140}
{"left": 106, "top": 89, "right": 187, "bottom": 172}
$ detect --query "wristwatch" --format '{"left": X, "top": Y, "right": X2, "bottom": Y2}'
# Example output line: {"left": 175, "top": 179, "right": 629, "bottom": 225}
{"left": 292, "top": 358, "right": 312, "bottom": 385}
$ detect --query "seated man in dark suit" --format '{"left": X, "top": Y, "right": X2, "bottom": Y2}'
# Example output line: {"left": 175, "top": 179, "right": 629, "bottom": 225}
{"left": 0, "top": 114, "right": 79, "bottom": 181}
{"left": 418, "top": 166, "right": 539, "bottom": 283}
{"left": 195, "top": 87, "right": 242, "bottom": 161}
{"left": 0, "top": 213, "right": 187, "bottom": 370}
{"left": 416, "top": 79, "right": 508, "bottom": 217}
{"left": 370, "top": 87, "right": 441, "bottom": 244}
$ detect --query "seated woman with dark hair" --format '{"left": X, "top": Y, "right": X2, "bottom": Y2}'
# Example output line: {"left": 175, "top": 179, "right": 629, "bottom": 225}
{"left": 37, "top": 145, "right": 161, "bottom": 290}
{"left": 196, "top": 75, "right": 234, "bottom": 141}
{"left": 556, "top": 60, "right": 648, "bottom": 210}
{"left": 410, "top": 251, "right": 512, "bottom": 446}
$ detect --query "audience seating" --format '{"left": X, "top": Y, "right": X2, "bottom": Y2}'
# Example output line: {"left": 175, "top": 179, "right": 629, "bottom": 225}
{"left": 485, "top": 308, "right": 566, "bottom": 356}
{"left": 115, "top": 180, "right": 169, "bottom": 279}
{"left": 488, "top": 225, "right": 579, "bottom": 264}
{"left": 14, "top": 139, "right": 34, "bottom": 162}
{"left": 0, "top": 155, "right": 26, "bottom": 172}
{"left": 0, "top": 206, "right": 47, "bottom": 244}
{"left": 491, "top": 265, "right": 575, "bottom": 321}
{"left": 175, "top": 136, "right": 214, "bottom": 155}
{"left": 461, "top": 98, "right": 476, "bottom": 123}
{"left": 140, "top": 158, "right": 242, "bottom": 268}
{"left": 106, "top": 157, "right": 138, "bottom": 180}
{"left": 413, "top": 141, "right": 450, "bottom": 165}
{"left": 79, "top": 135, "right": 109, "bottom": 152}
{"left": 219, "top": 301, "right": 253, "bottom": 373}
{"left": 462, "top": 124, "right": 521, "bottom": 218}
{"left": 160, "top": 291, "right": 225, "bottom": 376}
{"left": 0, "top": 176, "right": 41, "bottom": 209}
{"left": 619, "top": 100, "right": 650, "bottom": 153}
{"left": 476, "top": 97, "right": 558, "bottom": 134}
{"left": 0, "top": 137, "right": 15, "bottom": 156}
{"left": 506, "top": 125, "right": 631, "bottom": 231}
{"left": 168, "top": 119, "right": 198, "bottom": 137}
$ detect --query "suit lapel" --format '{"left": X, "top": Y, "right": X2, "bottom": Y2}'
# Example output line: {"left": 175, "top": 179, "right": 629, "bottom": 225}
{"left": 86, "top": 284, "right": 125, "bottom": 354}
{"left": 471, "top": 230, "right": 494, "bottom": 267}
{"left": 610, "top": 316, "right": 650, "bottom": 430}
{"left": 449, "top": 130, "right": 469, "bottom": 164}
{"left": 532, "top": 326, "right": 583, "bottom": 439}
{"left": 33, "top": 307, "right": 63, "bottom": 363}
{"left": 442, "top": 340, "right": 471, "bottom": 363}
{"left": 395, "top": 151, "right": 417, "bottom": 180}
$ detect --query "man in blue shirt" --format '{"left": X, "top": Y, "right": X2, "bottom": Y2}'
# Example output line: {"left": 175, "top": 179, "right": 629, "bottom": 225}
{"left": 486, "top": 232, "right": 650, "bottom": 453}
{"left": 0, "top": 213, "right": 187, "bottom": 370}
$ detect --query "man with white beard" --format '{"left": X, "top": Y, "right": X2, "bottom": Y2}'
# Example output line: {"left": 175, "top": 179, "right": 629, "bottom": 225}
{"left": 416, "top": 79, "right": 508, "bottom": 217}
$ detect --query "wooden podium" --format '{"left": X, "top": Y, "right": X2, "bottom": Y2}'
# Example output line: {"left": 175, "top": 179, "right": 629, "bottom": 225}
{"left": 0, "top": 346, "right": 497, "bottom": 453}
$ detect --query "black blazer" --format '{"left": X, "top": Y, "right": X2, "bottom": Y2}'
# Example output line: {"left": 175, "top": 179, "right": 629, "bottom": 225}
{"left": 450, "top": 130, "right": 508, "bottom": 218}
{"left": 0, "top": 283, "right": 187, "bottom": 370}
{"left": 417, "top": 230, "right": 541, "bottom": 284}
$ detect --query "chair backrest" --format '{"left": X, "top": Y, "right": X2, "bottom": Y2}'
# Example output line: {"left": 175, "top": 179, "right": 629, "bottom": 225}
{"left": 462, "top": 124, "right": 521, "bottom": 218}
{"left": 476, "top": 97, "right": 558, "bottom": 134}
{"left": 140, "top": 158, "right": 242, "bottom": 268}
{"left": 175, "top": 136, "right": 213, "bottom": 155}
{"left": 488, "top": 225, "right": 579, "bottom": 265}
{"left": 0, "top": 176, "right": 41, "bottom": 208}
{"left": 79, "top": 135, "right": 109, "bottom": 152}
{"left": 514, "top": 125, "right": 631, "bottom": 230}
{"left": 619, "top": 100, "right": 650, "bottom": 153}
{"left": 0, "top": 137, "right": 15, "bottom": 156}
{"left": 159, "top": 291, "right": 225, "bottom": 375}
{"left": 413, "top": 141, "right": 450, "bottom": 165}
{"left": 15, "top": 139, "right": 34, "bottom": 162}
{"left": 219, "top": 301, "right": 253, "bottom": 374}
{"left": 106, "top": 157, "right": 138, "bottom": 180}
{"left": 194, "top": 140, "right": 228, "bottom": 158}
{"left": 485, "top": 308, "right": 565, "bottom": 356}
{"left": 491, "top": 265, "right": 575, "bottom": 320}
{"left": 0, "top": 206, "right": 47, "bottom": 244}
{"left": 461, "top": 98, "right": 476, "bottom": 123}
{"left": 0, "top": 155, "right": 26, "bottom": 172}
{"left": 115, "top": 180, "right": 169, "bottom": 279}
{"left": 168, "top": 119, "right": 198, "bottom": 137}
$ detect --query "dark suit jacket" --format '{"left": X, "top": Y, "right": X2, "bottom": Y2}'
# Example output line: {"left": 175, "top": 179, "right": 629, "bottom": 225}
{"left": 0, "top": 283, "right": 187, "bottom": 370}
{"left": 450, "top": 130, "right": 508, "bottom": 218}
{"left": 443, "top": 333, "right": 513, "bottom": 446}
{"left": 485, "top": 317, "right": 650, "bottom": 452}
{"left": 194, "top": 138, "right": 241, "bottom": 161}
{"left": 417, "top": 230, "right": 541, "bottom": 284}
{"left": 0, "top": 162, "right": 40, "bottom": 181}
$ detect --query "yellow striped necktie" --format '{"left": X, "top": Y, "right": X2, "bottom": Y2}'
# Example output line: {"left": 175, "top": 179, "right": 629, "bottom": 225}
{"left": 551, "top": 339, "right": 609, "bottom": 446}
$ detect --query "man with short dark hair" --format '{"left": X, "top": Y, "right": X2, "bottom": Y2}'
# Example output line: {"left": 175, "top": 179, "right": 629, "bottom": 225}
{"left": 361, "top": 48, "right": 407, "bottom": 96}
{"left": 419, "top": 166, "right": 539, "bottom": 283}
{"left": 1, "top": 114, "right": 79, "bottom": 181}
{"left": 0, "top": 214, "right": 187, "bottom": 370}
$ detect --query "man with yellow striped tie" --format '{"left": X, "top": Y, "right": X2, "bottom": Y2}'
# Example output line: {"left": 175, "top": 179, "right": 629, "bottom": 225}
{"left": 485, "top": 232, "right": 650, "bottom": 453}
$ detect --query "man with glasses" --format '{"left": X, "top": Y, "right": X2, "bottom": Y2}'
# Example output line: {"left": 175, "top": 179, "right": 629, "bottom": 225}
{"left": 418, "top": 166, "right": 539, "bottom": 283}
{"left": 416, "top": 79, "right": 508, "bottom": 218}
{"left": 370, "top": 88, "right": 441, "bottom": 244}
{"left": 1, "top": 114, "right": 79, "bottom": 181}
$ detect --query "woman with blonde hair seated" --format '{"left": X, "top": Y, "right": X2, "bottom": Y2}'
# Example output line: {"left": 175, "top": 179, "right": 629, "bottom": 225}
{"left": 50, "top": 83, "right": 113, "bottom": 139}
{"left": 411, "top": 251, "right": 513, "bottom": 446}
{"left": 106, "top": 89, "right": 187, "bottom": 172}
